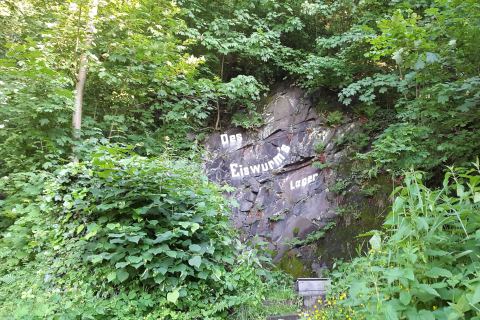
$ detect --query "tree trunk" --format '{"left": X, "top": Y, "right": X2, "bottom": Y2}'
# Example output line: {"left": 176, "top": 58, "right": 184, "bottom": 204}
{"left": 214, "top": 55, "right": 225, "bottom": 131}
{"left": 72, "top": 0, "right": 99, "bottom": 147}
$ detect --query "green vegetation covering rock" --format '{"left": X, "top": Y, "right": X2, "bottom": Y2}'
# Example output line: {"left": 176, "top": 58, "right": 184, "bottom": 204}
{"left": 0, "top": 146, "right": 295, "bottom": 319}
{"left": 306, "top": 162, "right": 480, "bottom": 319}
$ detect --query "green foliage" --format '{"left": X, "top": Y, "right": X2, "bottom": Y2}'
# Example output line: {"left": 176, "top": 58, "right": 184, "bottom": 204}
{"left": 359, "top": 184, "right": 381, "bottom": 197}
{"left": 285, "top": 222, "right": 336, "bottom": 248}
{"left": 0, "top": 0, "right": 268, "bottom": 175}
{"left": 221, "top": 75, "right": 266, "bottom": 129}
{"left": 0, "top": 171, "right": 49, "bottom": 232}
{"left": 317, "top": 162, "right": 480, "bottom": 319}
{"left": 232, "top": 274, "right": 301, "bottom": 320}
{"left": 330, "top": 179, "right": 350, "bottom": 195}
{"left": 335, "top": 204, "right": 361, "bottom": 219}
{"left": 312, "top": 161, "right": 330, "bottom": 170}
{"left": 314, "top": 142, "right": 326, "bottom": 154}
{"left": 269, "top": 213, "right": 286, "bottom": 222}
{"left": 326, "top": 111, "right": 344, "bottom": 127}
{"left": 1, "top": 0, "right": 480, "bottom": 318}
{"left": 0, "top": 146, "right": 287, "bottom": 319}
{"left": 43, "top": 145, "right": 238, "bottom": 292}
{"left": 356, "top": 0, "right": 480, "bottom": 173}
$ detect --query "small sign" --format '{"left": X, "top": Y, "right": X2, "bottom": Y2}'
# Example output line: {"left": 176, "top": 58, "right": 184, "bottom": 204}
{"left": 296, "top": 278, "right": 331, "bottom": 297}
{"left": 266, "top": 315, "right": 299, "bottom": 320}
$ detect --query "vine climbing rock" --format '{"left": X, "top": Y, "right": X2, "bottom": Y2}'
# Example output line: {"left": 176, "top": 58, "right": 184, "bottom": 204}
{"left": 204, "top": 86, "right": 359, "bottom": 272}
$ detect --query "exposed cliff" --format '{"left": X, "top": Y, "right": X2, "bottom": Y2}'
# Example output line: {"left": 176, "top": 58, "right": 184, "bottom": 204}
{"left": 204, "top": 86, "right": 390, "bottom": 276}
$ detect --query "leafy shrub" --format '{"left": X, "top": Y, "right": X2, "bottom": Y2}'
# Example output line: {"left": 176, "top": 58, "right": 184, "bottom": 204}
{"left": 0, "top": 146, "right": 287, "bottom": 319}
{"left": 314, "top": 142, "right": 326, "bottom": 154}
{"left": 285, "top": 222, "right": 336, "bottom": 248}
{"left": 44, "top": 146, "right": 238, "bottom": 292}
{"left": 330, "top": 179, "right": 350, "bottom": 195}
{"left": 231, "top": 110, "right": 264, "bottom": 129}
{"left": 0, "top": 171, "right": 49, "bottom": 232}
{"left": 326, "top": 111, "right": 344, "bottom": 127}
{"left": 335, "top": 204, "right": 361, "bottom": 219}
{"left": 315, "top": 162, "right": 480, "bottom": 319}
{"left": 359, "top": 184, "right": 381, "bottom": 197}
{"left": 312, "top": 161, "right": 330, "bottom": 170}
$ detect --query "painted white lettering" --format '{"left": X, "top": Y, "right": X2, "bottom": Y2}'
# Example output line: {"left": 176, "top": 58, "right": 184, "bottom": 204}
{"left": 230, "top": 163, "right": 240, "bottom": 178}
{"left": 280, "top": 144, "right": 291, "bottom": 154}
{"left": 261, "top": 163, "right": 269, "bottom": 172}
{"left": 302, "top": 178, "right": 308, "bottom": 187}
{"left": 268, "top": 160, "right": 275, "bottom": 170}
{"left": 221, "top": 134, "right": 229, "bottom": 147}
{"left": 236, "top": 133, "right": 243, "bottom": 143}
{"left": 220, "top": 133, "right": 243, "bottom": 148}
{"left": 289, "top": 173, "right": 319, "bottom": 190}
{"left": 250, "top": 164, "right": 261, "bottom": 174}
{"left": 273, "top": 153, "right": 285, "bottom": 165}
{"left": 243, "top": 166, "right": 250, "bottom": 176}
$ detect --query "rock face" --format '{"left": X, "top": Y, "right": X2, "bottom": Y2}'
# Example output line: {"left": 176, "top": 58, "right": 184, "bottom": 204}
{"left": 205, "top": 86, "right": 360, "bottom": 264}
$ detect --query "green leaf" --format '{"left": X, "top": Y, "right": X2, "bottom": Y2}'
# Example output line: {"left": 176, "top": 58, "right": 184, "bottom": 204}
{"left": 400, "top": 291, "right": 411, "bottom": 305}
{"left": 407, "top": 309, "right": 435, "bottom": 320}
{"left": 116, "top": 269, "right": 129, "bottom": 283}
{"left": 39, "top": 118, "right": 49, "bottom": 126}
{"left": 369, "top": 233, "right": 381, "bottom": 251}
{"left": 190, "top": 223, "right": 200, "bottom": 233}
{"left": 167, "top": 289, "right": 180, "bottom": 304}
{"left": 188, "top": 256, "right": 202, "bottom": 268}
{"left": 425, "top": 52, "right": 439, "bottom": 63}
{"left": 392, "top": 196, "right": 405, "bottom": 213}
{"left": 126, "top": 235, "right": 141, "bottom": 243}
{"left": 107, "top": 271, "right": 117, "bottom": 282}
{"left": 115, "top": 261, "right": 130, "bottom": 269}
{"left": 189, "top": 244, "right": 202, "bottom": 252}
{"left": 417, "top": 310, "right": 435, "bottom": 320}
{"left": 470, "top": 283, "right": 480, "bottom": 305}
{"left": 84, "top": 223, "right": 100, "bottom": 240}
{"left": 425, "top": 267, "right": 452, "bottom": 278}
{"left": 474, "top": 192, "right": 480, "bottom": 203}
{"left": 90, "top": 255, "right": 104, "bottom": 264}
{"left": 127, "top": 256, "right": 142, "bottom": 264}
{"left": 383, "top": 302, "right": 399, "bottom": 320}
{"left": 76, "top": 224, "right": 85, "bottom": 234}
{"left": 385, "top": 268, "right": 403, "bottom": 284}
{"left": 416, "top": 284, "right": 440, "bottom": 298}
{"left": 153, "top": 231, "right": 174, "bottom": 243}
{"left": 414, "top": 58, "right": 425, "bottom": 70}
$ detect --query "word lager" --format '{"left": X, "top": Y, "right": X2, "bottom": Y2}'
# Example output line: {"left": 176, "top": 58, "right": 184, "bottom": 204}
{"left": 289, "top": 173, "right": 318, "bottom": 190}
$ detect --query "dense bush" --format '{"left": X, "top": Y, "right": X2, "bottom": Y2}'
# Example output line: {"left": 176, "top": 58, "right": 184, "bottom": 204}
{"left": 0, "top": 146, "right": 291, "bottom": 319}
{"left": 307, "top": 161, "right": 480, "bottom": 319}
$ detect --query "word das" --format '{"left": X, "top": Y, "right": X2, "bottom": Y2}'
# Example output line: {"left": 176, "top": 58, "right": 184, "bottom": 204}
{"left": 290, "top": 173, "right": 319, "bottom": 190}
{"left": 230, "top": 144, "right": 290, "bottom": 179}
{"left": 221, "top": 133, "right": 243, "bottom": 148}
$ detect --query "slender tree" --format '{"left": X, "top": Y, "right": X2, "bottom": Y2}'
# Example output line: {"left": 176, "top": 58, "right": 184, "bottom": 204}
{"left": 72, "top": 0, "right": 99, "bottom": 155}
